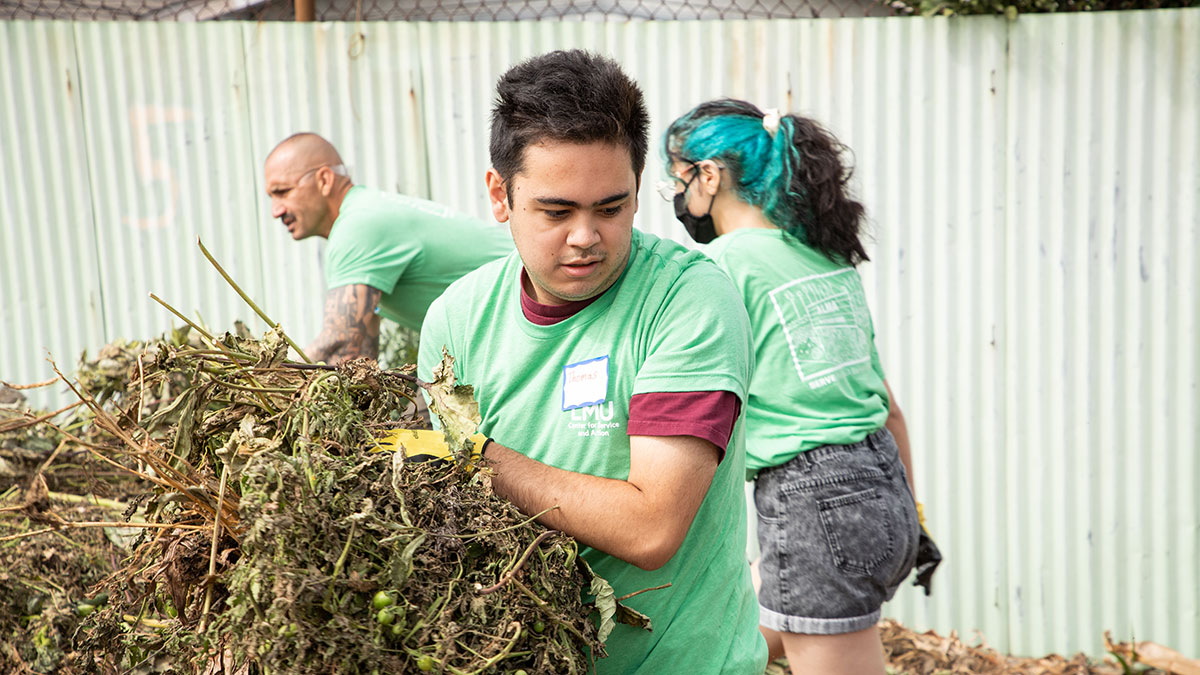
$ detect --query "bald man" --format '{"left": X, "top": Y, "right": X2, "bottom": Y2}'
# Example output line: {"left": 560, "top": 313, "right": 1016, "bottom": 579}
{"left": 264, "top": 133, "right": 513, "bottom": 364}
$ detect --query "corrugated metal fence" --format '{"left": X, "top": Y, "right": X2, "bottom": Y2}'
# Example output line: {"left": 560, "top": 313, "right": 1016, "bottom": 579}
{"left": 1, "top": 10, "right": 1197, "bottom": 659}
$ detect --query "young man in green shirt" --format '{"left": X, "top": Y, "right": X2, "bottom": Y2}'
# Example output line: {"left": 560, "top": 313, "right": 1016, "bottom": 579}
{"left": 263, "top": 133, "right": 512, "bottom": 364}
{"left": 417, "top": 50, "right": 768, "bottom": 673}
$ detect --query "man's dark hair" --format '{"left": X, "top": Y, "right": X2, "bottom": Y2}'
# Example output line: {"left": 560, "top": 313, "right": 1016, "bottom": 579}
{"left": 489, "top": 50, "right": 649, "bottom": 200}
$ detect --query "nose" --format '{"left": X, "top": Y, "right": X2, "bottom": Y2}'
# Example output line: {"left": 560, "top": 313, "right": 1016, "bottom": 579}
{"left": 271, "top": 200, "right": 285, "bottom": 219}
{"left": 564, "top": 216, "right": 601, "bottom": 250}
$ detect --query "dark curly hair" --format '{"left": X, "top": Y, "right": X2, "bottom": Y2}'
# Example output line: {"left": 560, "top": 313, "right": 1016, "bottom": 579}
{"left": 489, "top": 50, "right": 649, "bottom": 204}
{"left": 664, "top": 99, "right": 869, "bottom": 265}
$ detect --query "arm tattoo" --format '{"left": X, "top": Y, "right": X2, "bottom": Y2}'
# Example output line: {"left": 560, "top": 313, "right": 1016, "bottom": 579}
{"left": 307, "top": 285, "right": 382, "bottom": 365}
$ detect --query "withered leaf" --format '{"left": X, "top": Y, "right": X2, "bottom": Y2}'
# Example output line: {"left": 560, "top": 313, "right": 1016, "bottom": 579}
{"left": 426, "top": 348, "right": 482, "bottom": 456}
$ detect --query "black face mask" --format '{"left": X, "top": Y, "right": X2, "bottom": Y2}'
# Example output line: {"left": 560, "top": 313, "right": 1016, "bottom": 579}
{"left": 673, "top": 176, "right": 717, "bottom": 244}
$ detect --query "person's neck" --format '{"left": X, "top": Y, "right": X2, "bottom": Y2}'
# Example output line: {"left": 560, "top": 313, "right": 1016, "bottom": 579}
{"left": 320, "top": 181, "right": 356, "bottom": 238}
{"left": 712, "top": 195, "right": 777, "bottom": 236}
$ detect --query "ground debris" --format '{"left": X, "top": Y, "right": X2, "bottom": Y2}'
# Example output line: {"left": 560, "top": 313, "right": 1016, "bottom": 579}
{"left": 879, "top": 619, "right": 1169, "bottom": 675}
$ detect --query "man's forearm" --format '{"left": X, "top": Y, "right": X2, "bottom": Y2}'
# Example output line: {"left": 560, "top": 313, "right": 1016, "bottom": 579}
{"left": 482, "top": 435, "right": 718, "bottom": 571}
{"left": 310, "top": 284, "right": 382, "bottom": 364}
{"left": 307, "top": 329, "right": 379, "bottom": 365}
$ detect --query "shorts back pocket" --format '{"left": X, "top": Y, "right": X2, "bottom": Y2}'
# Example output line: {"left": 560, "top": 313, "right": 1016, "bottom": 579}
{"left": 818, "top": 487, "right": 895, "bottom": 579}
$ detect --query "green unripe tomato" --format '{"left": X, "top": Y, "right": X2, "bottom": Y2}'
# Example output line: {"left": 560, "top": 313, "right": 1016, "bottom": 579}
{"left": 416, "top": 655, "right": 435, "bottom": 671}
{"left": 372, "top": 591, "right": 395, "bottom": 610}
{"left": 391, "top": 622, "right": 404, "bottom": 637}
{"left": 514, "top": 670, "right": 529, "bottom": 675}
{"left": 376, "top": 608, "right": 396, "bottom": 626}
{"left": 75, "top": 603, "right": 96, "bottom": 618}
{"left": 532, "top": 620, "right": 546, "bottom": 634}
{"left": 90, "top": 592, "right": 109, "bottom": 606}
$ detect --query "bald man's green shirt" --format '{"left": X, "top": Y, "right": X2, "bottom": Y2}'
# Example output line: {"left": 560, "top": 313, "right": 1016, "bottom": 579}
{"left": 324, "top": 186, "right": 514, "bottom": 331}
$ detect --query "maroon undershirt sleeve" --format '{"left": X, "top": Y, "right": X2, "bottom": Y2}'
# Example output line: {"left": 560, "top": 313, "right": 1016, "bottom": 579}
{"left": 627, "top": 390, "right": 742, "bottom": 462}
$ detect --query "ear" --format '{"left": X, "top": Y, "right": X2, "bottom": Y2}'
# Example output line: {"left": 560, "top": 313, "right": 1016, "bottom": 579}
{"left": 697, "top": 160, "right": 723, "bottom": 197}
{"left": 485, "top": 168, "right": 511, "bottom": 223}
{"left": 316, "top": 166, "right": 337, "bottom": 197}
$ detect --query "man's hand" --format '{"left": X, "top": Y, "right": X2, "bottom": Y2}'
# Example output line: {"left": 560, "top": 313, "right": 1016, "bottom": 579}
{"left": 307, "top": 284, "right": 381, "bottom": 365}
{"left": 372, "top": 428, "right": 489, "bottom": 470}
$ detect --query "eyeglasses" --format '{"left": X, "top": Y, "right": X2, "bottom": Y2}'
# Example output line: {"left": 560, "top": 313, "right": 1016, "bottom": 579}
{"left": 296, "top": 163, "right": 349, "bottom": 185}
{"left": 654, "top": 161, "right": 699, "bottom": 202}
{"left": 295, "top": 166, "right": 321, "bottom": 184}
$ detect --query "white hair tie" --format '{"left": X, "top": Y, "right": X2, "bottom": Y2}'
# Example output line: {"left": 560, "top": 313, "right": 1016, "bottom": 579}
{"left": 762, "top": 108, "right": 781, "bottom": 137}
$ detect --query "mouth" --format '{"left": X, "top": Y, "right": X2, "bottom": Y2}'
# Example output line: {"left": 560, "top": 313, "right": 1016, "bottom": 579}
{"left": 560, "top": 258, "right": 603, "bottom": 278}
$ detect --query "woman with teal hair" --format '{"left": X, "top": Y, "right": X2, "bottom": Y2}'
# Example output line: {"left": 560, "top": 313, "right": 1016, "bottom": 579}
{"left": 660, "top": 99, "right": 938, "bottom": 674}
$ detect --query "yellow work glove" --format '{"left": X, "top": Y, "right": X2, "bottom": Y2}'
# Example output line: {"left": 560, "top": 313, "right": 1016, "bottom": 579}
{"left": 371, "top": 428, "right": 490, "bottom": 470}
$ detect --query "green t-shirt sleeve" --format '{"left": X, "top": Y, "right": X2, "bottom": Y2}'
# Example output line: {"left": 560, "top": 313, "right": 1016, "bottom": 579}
{"left": 632, "top": 263, "right": 754, "bottom": 400}
{"left": 325, "top": 212, "right": 420, "bottom": 293}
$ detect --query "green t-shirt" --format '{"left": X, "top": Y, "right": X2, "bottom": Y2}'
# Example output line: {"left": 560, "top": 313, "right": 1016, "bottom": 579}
{"left": 324, "top": 186, "right": 513, "bottom": 331}
{"left": 704, "top": 228, "right": 889, "bottom": 475}
{"left": 418, "top": 229, "right": 767, "bottom": 675}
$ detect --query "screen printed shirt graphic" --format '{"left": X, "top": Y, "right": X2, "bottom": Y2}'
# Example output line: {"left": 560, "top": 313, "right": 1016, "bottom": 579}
{"left": 769, "top": 267, "right": 874, "bottom": 390}
{"left": 705, "top": 228, "right": 889, "bottom": 474}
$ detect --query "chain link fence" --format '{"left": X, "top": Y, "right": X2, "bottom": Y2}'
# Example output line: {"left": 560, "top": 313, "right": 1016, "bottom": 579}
{"left": 1, "top": 0, "right": 899, "bottom": 21}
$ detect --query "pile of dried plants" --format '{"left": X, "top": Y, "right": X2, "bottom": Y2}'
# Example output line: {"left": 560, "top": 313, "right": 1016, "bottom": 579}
{"left": 2, "top": 242, "right": 634, "bottom": 674}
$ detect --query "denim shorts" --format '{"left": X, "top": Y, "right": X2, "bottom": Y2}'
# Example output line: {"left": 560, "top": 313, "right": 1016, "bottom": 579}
{"left": 754, "top": 428, "right": 920, "bottom": 635}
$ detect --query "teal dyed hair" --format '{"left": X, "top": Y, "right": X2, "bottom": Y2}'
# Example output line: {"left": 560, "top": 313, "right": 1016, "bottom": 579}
{"left": 664, "top": 99, "right": 868, "bottom": 265}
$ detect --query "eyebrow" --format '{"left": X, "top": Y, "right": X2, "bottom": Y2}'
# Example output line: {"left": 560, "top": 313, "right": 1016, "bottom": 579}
{"left": 533, "top": 192, "right": 630, "bottom": 208}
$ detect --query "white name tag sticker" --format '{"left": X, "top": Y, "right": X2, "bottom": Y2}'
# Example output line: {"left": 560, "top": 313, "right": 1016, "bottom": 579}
{"left": 562, "top": 355, "right": 609, "bottom": 411}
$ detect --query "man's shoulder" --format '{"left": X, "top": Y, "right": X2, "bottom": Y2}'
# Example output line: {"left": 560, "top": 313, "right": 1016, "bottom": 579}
{"left": 630, "top": 229, "right": 737, "bottom": 296}
{"left": 631, "top": 229, "right": 714, "bottom": 276}
{"left": 330, "top": 186, "right": 402, "bottom": 237}
{"left": 431, "top": 252, "right": 515, "bottom": 307}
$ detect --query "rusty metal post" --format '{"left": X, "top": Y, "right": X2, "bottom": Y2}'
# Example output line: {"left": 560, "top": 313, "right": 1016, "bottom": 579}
{"left": 295, "top": 0, "right": 314, "bottom": 22}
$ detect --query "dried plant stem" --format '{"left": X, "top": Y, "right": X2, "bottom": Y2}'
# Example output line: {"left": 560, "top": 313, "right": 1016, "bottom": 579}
{"left": 327, "top": 521, "right": 359, "bottom": 601}
{"left": 477, "top": 530, "right": 558, "bottom": 595}
{"left": 49, "top": 363, "right": 197, "bottom": 482}
{"left": 0, "top": 521, "right": 208, "bottom": 544}
{"left": 431, "top": 505, "right": 559, "bottom": 540}
{"left": 0, "top": 401, "right": 84, "bottom": 435}
{"left": 45, "top": 491, "right": 129, "bottom": 512}
{"left": 1, "top": 376, "right": 58, "bottom": 390}
{"left": 212, "top": 379, "right": 298, "bottom": 395}
{"left": 466, "top": 621, "right": 522, "bottom": 674}
{"left": 34, "top": 438, "right": 70, "bottom": 478}
{"left": 148, "top": 293, "right": 220, "bottom": 345}
{"left": 136, "top": 354, "right": 146, "bottom": 425}
{"left": 282, "top": 361, "right": 426, "bottom": 388}
{"left": 197, "top": 238, "right": 312, "bottom": 364}
{"left": 149, "top": 295, "right": 279, "bottom": 415}
{"left": 42, "top": 420, "right": 172, "bottom": 487}
{"left": 200, "top": 461, "right": 231, "bottom": 632}
{"left": 122, "top": 614, "right": 173, "bottom": 629}
{"left": 617, "top": 584, "right": 671, "bottom": 602}
{"left": 45, "top": 367, "right": 240, "bottom": 539}
{"left": 508, "top": 578, "right": 590, "bottom": 644}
